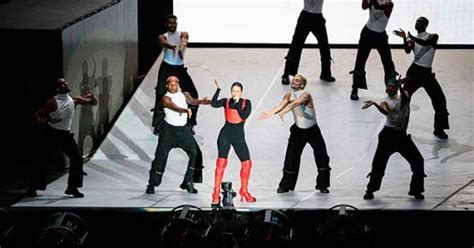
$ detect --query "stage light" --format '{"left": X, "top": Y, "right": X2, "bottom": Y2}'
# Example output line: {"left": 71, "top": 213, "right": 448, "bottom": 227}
{"left": 0, "top": 208, "right": 14, "bottom": 248}
{"left": 160, "top": 205, "right": 212, "bottom": 248}
{"left": 221, "top": 182, "right": 236, "bottom": 210}
{"left": 318, "top": 204, "right": 370, "bottom": 248}
{"left": 37, "top": 212, "right": 88, "bottom": 248}
{"left": 244, "top": 209, "right": 294, "bottom": 248}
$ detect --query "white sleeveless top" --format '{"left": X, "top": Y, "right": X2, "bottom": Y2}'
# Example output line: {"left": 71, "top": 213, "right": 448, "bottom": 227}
{"left": 164, "top": 90, "right": 188, "bottom": 126}
{"left": 303, "top": 0, "right": 323, "bottom": 14}
{"left": 291, "top": 90, "right": 317, "bottom": 129}
{"left": 385, "top": 94, "right": 409, "bottom": 131}
{"left": 48, "top": 93, "right": 75, "bottom": 131}
{"left": 366, "top": 5, "right": 389, "bottom": 33}
{"left": 413, "top": 32, "right": 436, "bottom": 68}
{"left": 163, "top": 31, "right": 184, "bottom": 66}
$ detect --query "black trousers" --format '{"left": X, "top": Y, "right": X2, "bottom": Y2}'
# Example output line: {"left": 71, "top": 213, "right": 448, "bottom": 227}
{"left": 152, "top": 61, "right": 199, "bottom": 128}
{"left": 284, "top": 11, "right": 332, "bottom": 77}
{"left": 366, "top": 126, "right": 425, "bottom": 194}
{"left": 217, "top": 123, "right": 250, "bottom": 161}
{"left": 149, "top": 122, "right": 197, "bottom": 186}
{"left": 279, "top": 124, "right": 331, "bottom": 190}
{"left": 352, "top": 26, "right": 396, "bottom": 89}
{"left": 404, "top": 63, "right": 450, "bottom": 130}
{"left": 32, "top": 125, "right": 84, "bottom": 189}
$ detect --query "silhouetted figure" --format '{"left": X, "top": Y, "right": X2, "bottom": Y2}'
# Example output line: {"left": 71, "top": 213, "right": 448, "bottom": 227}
{"left": 78, "top": 60, "right": 97, "bottom": 155}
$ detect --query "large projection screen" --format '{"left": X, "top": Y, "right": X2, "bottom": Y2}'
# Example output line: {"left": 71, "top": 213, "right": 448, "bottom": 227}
{"left": 175, "top": 0, "right": 473, "bottom": 45}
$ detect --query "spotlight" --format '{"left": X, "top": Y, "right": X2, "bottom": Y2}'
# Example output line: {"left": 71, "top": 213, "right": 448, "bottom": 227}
{"left": 318, "top": 204, "right": 370, "bottom": 248}
{"left": 244, "top": 209, "right": 294, "bottom": 248}
{"left": 161, "top": 205, "right": 212, "bottom": 248}
{"left": 37, "top": 212, "right": 88, "bottom": 248}
{"left": 0, "top": 208, "right": 14, "bottom": 248}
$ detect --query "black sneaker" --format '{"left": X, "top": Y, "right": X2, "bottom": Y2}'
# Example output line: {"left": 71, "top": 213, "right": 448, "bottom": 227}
{"left": 281, "top": 75, "right": 290, "bottom": 85}
{"left": 277, "top": 187, "right": 290, "bottom": 194}
{"left": 433, "top": 130, "right": 448, "bottom": 139}
{"left": 145, "top": 185, "right": 155, "bottom": 194}
{"left": 319, "top": 188, "right": 330, "bottom": 194}
{"left": 320, "top": 75, "right": 336, "bottom": 82}
{"left": 65, "top": 187, "right": 84, "bottom": 198}
{"left": 409, "top": 192, "right": 425, "bottom": 200}
{"left": 180, "top": 182, "right": 198, "bottom": 194}
{"left": 363, "top": 191, "right": 374, "bottom": 200}
{"left": 350, "top": 89, "right": 359, "bottom": 101}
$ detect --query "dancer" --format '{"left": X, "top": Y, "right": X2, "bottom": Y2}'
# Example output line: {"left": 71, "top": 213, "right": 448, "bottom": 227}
{"left": 28, "top": 78, "right": 98, "bottom": 198}
{"left": 211, "top": 80, "right": 256, "bottom": 207}
{"left": 362, "top": 76, "right": 425, "bottom": 200}
{"left": 350, "top": 0, "right": 397, "bottom": 100}
{"left": 393, "top": 16, "right": 450, "bottom": 139}
{"left": 146, "top": 76, "right": 210, "bottom": 194}
{"left": 281, "top": 0, "right": 335, "bottom": 85}
{"left": 259, "top": 74, "right": 331, "bottom": 194}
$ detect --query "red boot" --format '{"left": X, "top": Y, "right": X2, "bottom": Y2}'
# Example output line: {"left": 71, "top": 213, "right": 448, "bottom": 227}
{"left": 239, "top": 160, "right": 256, "bottom": 202}
{"left": 212, "top": 158, "right": 227, "bottom": 206}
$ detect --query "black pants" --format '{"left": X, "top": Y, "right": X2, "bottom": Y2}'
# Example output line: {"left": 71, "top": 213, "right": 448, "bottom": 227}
{"left": 279, "top": 124, "right": 331, "bottom": 190}
{"left": 32, "top": 126, "right": 84, "bottom": 189}
{"left": 284, "top": 11, "right": 332, "bottom": 77}
{"left": 352, "top": 26, "right": 396, "bottom": 89}
{"left": 149, "top": 122, "right": 197, "bottom": 186}
{"left": 217, "top": 123, "right": 250, "bottom": 161}
{"left": 152, "top": 61, "right": 199, "bottom": 128}
{"left": 404, "top": 63, "right": 450, "bottom": 131}
{"left": 366, "top": 126, "right": 425, "bottom": 194}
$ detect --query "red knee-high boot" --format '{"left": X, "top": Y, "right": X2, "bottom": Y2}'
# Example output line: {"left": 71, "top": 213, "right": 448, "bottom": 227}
{"left": 239, "top": 160, "right": 256, "bottom": 202}
{"left": 212, "top": 158, "right": 227, "bottom": 205}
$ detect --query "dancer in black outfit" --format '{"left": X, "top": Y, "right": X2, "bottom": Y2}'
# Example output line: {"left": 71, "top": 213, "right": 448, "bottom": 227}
{"left": 350, "top": 0, "right": 397, "bottom": 100}
{"left": 393, "top": 16, "right": 450, "bottom": 139}
{"left": 281, "top": 0, "right": 335, "bottom": 85}
{"left": 260, "top": 74, "right": 331, "bottom": 194}
{"left": 210, "top": 80, "right": 256, "bottom": 207}
{"left": 362, "top": 76, "right": 425, "bottom": 200}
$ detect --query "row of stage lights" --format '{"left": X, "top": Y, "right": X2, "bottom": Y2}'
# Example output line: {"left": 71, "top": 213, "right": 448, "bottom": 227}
{"left": 0, "top": 182, "right": 370, "bottom": 248}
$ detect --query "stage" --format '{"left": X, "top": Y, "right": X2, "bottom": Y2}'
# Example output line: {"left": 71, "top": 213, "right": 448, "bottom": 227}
{"left": 13, "top": 48, "right": 473, "bottom": 211}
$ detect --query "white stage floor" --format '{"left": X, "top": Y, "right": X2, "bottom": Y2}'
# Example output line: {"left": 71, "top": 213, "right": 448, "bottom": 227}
{"left": 15, "top": 48, "right": 474, "bottom": 210}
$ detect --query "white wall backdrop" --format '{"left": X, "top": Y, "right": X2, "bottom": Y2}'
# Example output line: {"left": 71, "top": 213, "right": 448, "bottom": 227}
{"left": 175, "top": 0, "right": 473, "bottom": 44}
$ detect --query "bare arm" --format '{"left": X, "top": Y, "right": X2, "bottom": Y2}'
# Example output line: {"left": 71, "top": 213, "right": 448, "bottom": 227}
{"left": 34, "top": 99, "right": 57, "bottom": 124}
{"left": 278, "top": 92, "right": 312, "bottom": 116}
{"left": 373, "top": 1, "right": 393, "bottom": 17}
{"left": 180, "top": 31, "right": 189, "bottom": 50}
{"left": 161, "top": 95, "right": 188, "bottom": 114}
{"left": 362, "top": 100, "right": 389, "bottom": 115}
{"left": 362, "top": 0, "right": 371, "bottom": 10}
{"left": 393, "top": 29, "right": 414, "bottom": 53}
{"left": 408, "top": 32, "right": 438, "bottom": 47}
{"left": 158, "top": 34, "right": 176, "bottom": 50}
{"left": 183, "top": 91, "right": 211, "bottom": 105}
{"left": 73, "top": 85, "right": 98, "bottom": 106}
{"left": 258, "top": 93, "right": 291, "bottom": 120}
